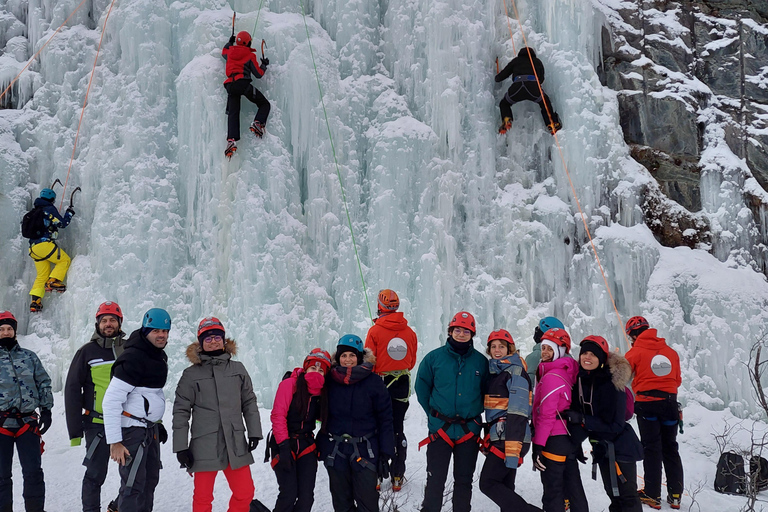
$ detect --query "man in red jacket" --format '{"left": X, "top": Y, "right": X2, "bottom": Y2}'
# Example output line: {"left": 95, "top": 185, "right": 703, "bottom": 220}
{"left": 364, "top": 289, "right": 418, "bottom": 491}
{"left": 625, "top": 316, "right": 684, "bottom": 510}
{"left": 222, "top": 30, "right": 271, "bottom": 159}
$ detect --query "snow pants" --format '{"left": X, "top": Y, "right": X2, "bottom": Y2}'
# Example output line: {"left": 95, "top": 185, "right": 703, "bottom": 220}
{"left": 82, "top": 425, "right": 119, "bottom": 512}
{"left": 274, "top": 451, "right": 318, "bottom": 512}
{"left": 635, "top": 400, "right": 684, "bottom": 498}
{"left": 420, "top": 436, "right": 479, "bottom": 512}
{"left": 225, "top": 79, "right": 271, "bottom": 141}
{"left": 326, "top": 463, "right": 378, "bottom": 512}
{"left": 539, "top": 435, "right": 588, "bottom": 512}
{"left": 479, "top": 454, "right": 542, "bottom": 512}
{"left": 597, "top": 458, "right": 642, "bottom": 512}
{"left": 0, "top": 424, "right": 45, "bottom": 512}
{"left": 383, "top": 374, "right": 409, "bottom": 480}
{"left": 500, "top": 81, "right": 559, "bottom": 126}
{"left": 193, "top": 464, "right": 254, "bottom": 512}
{"left": 117, "top": 426, "right": 161, "bottom": 512}
{"left": 28, "top": 242, "right": 70, "bottom": 298}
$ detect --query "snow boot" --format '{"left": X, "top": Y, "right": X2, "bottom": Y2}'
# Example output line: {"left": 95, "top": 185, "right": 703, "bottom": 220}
{"left": 250, "top": 120, "right": 265, "bottom": 138}
{"left": 44, "top": 278, "right": 66, "bottom": 293}
{"left": 225, "top": 139, "right": 237, "bottom": 159}
{"left": 638, "top": 489, "right": 661, "bottom": 510}
{"left": 392, "top": 477, "right": 403, "bottom": 492}
{"left": 666, "top": 493, "right": 681, "bottom": 509}
{"left": 107, "top": 498, "right": 119, "bottom": 512}
{"left": 30, "top": 296, "right": 43, "bottom": 313}
{"left": 498, "top": 117, "right": 512, "bottom": 134}
{"left": 547, "top": 116, "right": 562, "bottom": 135}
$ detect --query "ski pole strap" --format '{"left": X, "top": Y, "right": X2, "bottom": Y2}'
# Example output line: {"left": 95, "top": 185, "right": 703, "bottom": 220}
{"left": 513, "top": 75, "right": 536, "bottom": 82}
{"left": 83, "top": 432, "right": 104, "bottom": 464}
{"left": 125, "top": 441, "right": 146, "bottom": 492}
{"left": 29, "top": 242, "right": 58, "bottom": 262}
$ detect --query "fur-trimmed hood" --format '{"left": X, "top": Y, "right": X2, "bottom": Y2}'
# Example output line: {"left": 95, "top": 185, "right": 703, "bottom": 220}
{"left": 332, "top": 346, "right": 376, "bottom": 366}
{"left": 186, "top": 338, "right": 237, "bottom": 365}
{"left": 606, "top": 351, "right": 632, "bottom": 391}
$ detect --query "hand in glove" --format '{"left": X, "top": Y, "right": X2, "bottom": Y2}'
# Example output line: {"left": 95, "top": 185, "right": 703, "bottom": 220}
{"left": 38, "top": 409, "right": 52, "bottom": 435}
{"left": 229, "top": 35, "right": 236, "bottom": 44}
{"left": 532, "top": 444, "right": 547, "bottom": 472}
{"left": 377, "top": 457, "right": 391, "bottom": 480}
{"left": 274, "top": 441, "right": 294, "bottom": 472}
{"left": 575, "top": 450, "right": 588, "bottom": 464}
{"left": 176, "top": 449, "right": 194, "bottom": 469}
{"left": 260, "top": 58, "right": 269, "bottom": 69}
{"left": 248, "top": 437, "right": 260, "bottom": 452}
{"left": 66, "top": 207, "right": 75, "bottom": 217}
{"left": 561, "top": 409, "right": 584, "bottom": 425}
{"left": 157, "top": 423, "right": 168, "bottom": 444}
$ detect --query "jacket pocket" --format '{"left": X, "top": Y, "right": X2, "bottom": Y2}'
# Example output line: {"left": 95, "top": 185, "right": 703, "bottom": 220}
{"left": 231, "top": 420, "right": 248, "bottom": 457}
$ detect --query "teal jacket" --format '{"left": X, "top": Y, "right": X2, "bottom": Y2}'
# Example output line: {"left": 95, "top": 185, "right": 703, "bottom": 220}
{"left": 415, "top": 340, "right": 490, "bottom": 440}
{"left": 525, "top": 342, "right": 541, "bottom": 384}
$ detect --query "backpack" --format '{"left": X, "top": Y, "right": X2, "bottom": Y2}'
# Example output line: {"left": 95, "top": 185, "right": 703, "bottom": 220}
{"left": 624, "top": 387, "right": 635, "bottom": 421}
{"left": 20, "top": 206, "right": 48, "bottom": 239}
{"left": 714, "top": 451, "right": 746, "bottom": 494}
{"left": 750, "top": 455, "right": 768, "bottom": 491}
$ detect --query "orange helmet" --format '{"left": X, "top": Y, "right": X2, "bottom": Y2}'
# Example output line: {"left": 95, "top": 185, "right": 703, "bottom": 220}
{"left": 449, "top": 311, "right": 476, "bottom": 334}
{"left": 487, "top": 329, "right": 514, "bottom": 346}
{"left": 377, "top": 289, "right": 400, "bottom": 312}
{"left": 625, "top": 316, "right": 649, "bottom": 335}
{"left": 236, "top": 31, "right": 252, "bottom": 46}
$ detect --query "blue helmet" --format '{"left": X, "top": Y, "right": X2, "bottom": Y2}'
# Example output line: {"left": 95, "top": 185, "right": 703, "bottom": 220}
{"left": 39, "top": 188, "right": 56, "bottom": 201}
{"left": 337, "top": 334, "right": 363, "bottom": 353}
{"left": 143, "top": 308, "right": 172, "bottom": 330}
{"left": 538, "top": 316, "right": 564, "bottom": 333}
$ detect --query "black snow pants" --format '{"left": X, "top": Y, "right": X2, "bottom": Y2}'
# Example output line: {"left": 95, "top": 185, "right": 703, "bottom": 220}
{"left": 539, "top": 435, "right": 588, "bottom": 512}
{"left": 82, "top": 424, "right": 119, "bottom": 512}
{"left": 225, "top": 79, "right": 271, "bottom": 141}
{"left": 117, "top": 426, "right": 161, "bottom": 512}
{"left": 326, "top": 462, "right": 379, "bottom": 512}
{"left": 383, "top": 374, "right": 409, "bottom": 480}
{"left": 274, "top": 451, "right": 318, "bottom": 512}
{"left": 597, "top": 458, "right": 642, "bottom": 512}
{"left": 420, "top": 436, "right": 479, "bottom": 512}
{"left": 0, "top": 424, "right": 44, "bottom": 512}
{"left": 635, "top": 399, "right": 684, "bottom": 498}
{"left": 479, "top": 453, "right": 542, "bottom": 512}
{"left": 500, "top": 80, "right": 558, "bottom": 126}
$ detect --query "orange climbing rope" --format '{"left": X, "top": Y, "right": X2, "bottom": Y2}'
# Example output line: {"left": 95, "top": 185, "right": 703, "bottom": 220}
{"left": 59, "top": 0, "right": 119, "bottom": 209}
{"left": 502, "top": 0, "right": 631, "bottom": 350}
{"left": 0, "top": 0, "right": 89, "bottom": 105}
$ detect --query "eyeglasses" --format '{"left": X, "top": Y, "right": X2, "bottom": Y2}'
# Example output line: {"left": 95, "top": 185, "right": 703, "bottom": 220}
{"left": 452, "top": 327, "right": 472, "bottom": 335}
{"left": 203, "top": 335, "right": 224, "bottom": 344}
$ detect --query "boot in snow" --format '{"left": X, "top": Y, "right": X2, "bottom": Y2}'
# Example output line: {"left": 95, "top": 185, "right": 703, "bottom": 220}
{"left": 30, "top": 296, "right": 43, "bottom": 313}
{"left": 666, "top": 494, "right": 681, "bottom": 510}
{"left": 392, "top": 476, "right": 403, "bottom": 492}
{"left": 250, "top": 120, "right": 265, "bottom": 138}
{"left": 638, "top": 489, "right": 661, "bottom": 510}
{"left": 498, "top": 117, "right": 512, "bottom": 134}
{"left": 225, "top": 139, "right": 237, "bottom": 160}
{"left": 45, "top": 278, "right": 66, "bottom": 293}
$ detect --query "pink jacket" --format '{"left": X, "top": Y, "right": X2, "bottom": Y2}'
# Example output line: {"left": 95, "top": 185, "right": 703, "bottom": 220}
{"left": 532, "top": 356, "right": 579, "bottom": 446}
{"left": 270, "top": 368, "right": 322, "bottom": 444}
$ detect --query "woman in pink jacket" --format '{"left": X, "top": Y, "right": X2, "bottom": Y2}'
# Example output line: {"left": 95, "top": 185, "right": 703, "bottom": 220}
{"left": 531, "top": 328, "right": 588, "bottom": 512}
{"left": 268, "top": 348, "right": 332, "bottom": 512}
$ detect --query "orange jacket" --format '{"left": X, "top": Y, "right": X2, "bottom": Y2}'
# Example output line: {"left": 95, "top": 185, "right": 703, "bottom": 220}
{"left": 364, "top": 312, "right": 418, "bottom": 374}
{"left": 625, "top": 329, "right": 681, "bottom": 401}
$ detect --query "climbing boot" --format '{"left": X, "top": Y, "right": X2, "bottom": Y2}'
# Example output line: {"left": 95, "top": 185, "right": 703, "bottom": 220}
{"left": 564, "top": 498, "right": 570, "bottom": 510}
{"left": 547, "top": 119, "right": 562, "bottom": 135}
{"left": 498, "top": 117, "right": 512, "bottom": 134}
{"left": 30, "top": 296, "right": 43, "bottom": 313}
{"left": 667, "top": 494, "right": 681, "bottom": 510}
{"left": 638, "top": 489, "right": 661, "bottom": 510}
{"left": 107, "top": 498, "right": 119, "bottom": 512}
{"left": 392, "top": 476, "right": 403, "bottom": 492}
{"left": 225, "top": 139, "right": 237, "bottom": 159}
{"left": 250, "top": 120, "right": 265, "bottom": 138}
{"left": 45, "top": 278, "right": 66, "bottom": 293}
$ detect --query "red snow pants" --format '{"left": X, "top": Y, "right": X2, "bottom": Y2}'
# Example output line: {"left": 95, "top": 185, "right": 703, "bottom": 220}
{"left": 193, "top": 464, "right": 254, "bottom": 512}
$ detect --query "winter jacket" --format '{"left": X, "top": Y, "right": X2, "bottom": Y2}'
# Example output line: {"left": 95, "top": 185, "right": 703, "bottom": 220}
{"left": 0, "top": 341, "right": 53, "bottom": 428}
{"left": 532, "top": 356, "right": 578, "bottom": 447}
{"left": 571, "top": 353, "right": 643, "bottom": 463}
{"left": 270, "top": 368, "right": 321, "bottom": 445}
{"left": 365, "top": 312, "right": 418, "bottom": 375}
{"left": 102, "top": 329, "right": 168, "bottom": 444}
{"left": 172, "top": 339, "right": 262, "bottom": 473}
{"left": 495, "top": 48, "right": 546, "bottom": 84}
{"left": 28, "top": 197, "right": 73, "bottom": 245}
{"left": 484, "top": 353, "right": 533, "bottom": 468}
{"left": 64, "top": 328, "right": 126, "bottom": 440}
{"left": 318, "top": 349, "right": 395, "bottom": 470}
{"left": 222, "top": 42, "right": 265, "bottom": 84}
{"left": 525, "top": 342, "right": 541, "bottom": 384}
{"left": 415, "top": 339, "right": 490, "bottom": 439}
{"left": 625, "top": 329, "right": 681, "bottom": 402}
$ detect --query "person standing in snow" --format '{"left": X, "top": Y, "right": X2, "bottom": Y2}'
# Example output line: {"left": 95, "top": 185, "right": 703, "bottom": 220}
{"left": 624, "top": 316, "right": 684, "bottom": 510}
{"left": 495, "top": 47, "right": 562, "bottom": 135}
{"left": 25, "top": 187, "right": 75, "bottom": 313}
{"left": 268, "top": 348, "right": 332, "bottom": 512}
{"left": 103, "top": 308, "right": 171, "bottom": 512}
{"left": 222, "top": 30, "right": 271, "bottom": 159}
{"left": 318, "top": 334, "right": 395, "bottom": 512}
{"left": 172, "top": 317, "right": 263, "bottom": 512}
{"left": 565, "top": 335, "right": 643, "bottom": 512}
{"left": 415, "top": 311, "right": 490, "bottom": 512}
{"left": 479, "top": 329, "right": 541, "bottom": 512}
{"left": 526, "top": 316, "right": 565, "bottom": 385}
{"left": 0, "top": 311, "right": 53, "bottom": 512}
{"left": 364, "top": 289, "right": 418, "bottom": 492}
{"left": 531, "top": 327, "right": 588, "bottom": 512}
{"left": 65, "top": 301, "right": 126, "bottom": 512}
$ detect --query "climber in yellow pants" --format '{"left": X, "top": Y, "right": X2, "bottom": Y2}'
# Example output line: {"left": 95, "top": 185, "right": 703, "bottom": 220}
{"left": 29, "top": 242, "right": 71, "bottom": 298}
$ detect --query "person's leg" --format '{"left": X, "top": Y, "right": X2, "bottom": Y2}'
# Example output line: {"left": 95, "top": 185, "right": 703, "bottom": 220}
{"left": 562, "top": 456, "right": 588, "bottom": 512}
{"left": 273, "top": 459, "right": 299, "bottom": 512}
{"left": 16, "top": 427, "right": 45, "bottom": 512}
{"left": 350, "top": 467, "right": 379, "bottom": 512}
{"left": 452, "top": 439, "right": 480, "bottom": 512}
{"left": 387, "top": 376, "right": 410, "bottom": 480}
{"left": 327, "top": 465, "right": 355, "bottom": 512}
{"left": 537, "top": 91, "right": 559, "bottom": 127}
{"left": 82, "top": 426, "right": 110, "bottom": 512}
{"left": 223, "top": 465, "right": 254, "bottom": 512}
{"left": 618, "top": 460, "right": 643, "bottom": 512}
{"left": 293, "top": 453, "right": 318, "bottom": 512}
{"left": 660, "top": 422, "right": 684, "bottom": 497}
{"left": 226, "top": 82, "right": 243, "bottom": 141}
{"left": 637, "top": 416, "right": 663, "bottom": 499}
{"left": 245, "top": 85, "right": 271, "bottom": 126}
{"left": 500, "top": 97, "right": 514, "bottom": 121}
{"left": 539, "top": 457, "right": 566, "bottom": 512}
{"left": 480, "top": 453, "right": 521, "bottom": 511}
{"left": 116, "top": 427, "right": 149, "bottom": 512}
{"left": 192, "top": 471, "right": 217, "bottom": 512}
{"left": 139, "top": 432, "right": 161, "bottom": 512}
{"left": 29, "top": 243, "right": 54, "bottom": 298}
{"left": 0, "top": 432, "right": 15, "bottom": 512}
{"left": 47, "top": 246, "right": 71, "bottom": 283}
{"left": 420, "top": 438, "right": 453, "bottom": 512}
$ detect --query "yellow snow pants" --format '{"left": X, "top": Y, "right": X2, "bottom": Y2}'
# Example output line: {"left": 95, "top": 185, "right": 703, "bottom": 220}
{"left": 29, "top": 242, "right": 70, "bottom": 298}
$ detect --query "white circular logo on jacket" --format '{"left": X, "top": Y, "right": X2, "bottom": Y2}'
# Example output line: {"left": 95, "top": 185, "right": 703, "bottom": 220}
{"left": 651, "top": 355, "right": 673, "bottom": 376}
{"left": 387, "top": 338, "right": 408, "bottom": 361}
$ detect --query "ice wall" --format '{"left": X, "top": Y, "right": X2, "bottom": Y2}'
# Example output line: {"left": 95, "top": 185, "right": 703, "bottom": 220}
{"left": 1, "top": 0, "right": 767, "bottom": 412}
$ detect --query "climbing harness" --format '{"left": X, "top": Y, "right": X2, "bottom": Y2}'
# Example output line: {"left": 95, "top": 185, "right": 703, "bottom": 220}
{"left": 417, "top": 410, "right": 480, "bottom": 450}
{"left": 325, "top": 431, "right": 378, "bottom": 471}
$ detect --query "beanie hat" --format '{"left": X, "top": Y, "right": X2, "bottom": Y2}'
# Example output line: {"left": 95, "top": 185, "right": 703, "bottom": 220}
{"left": 0, "top": 312, "right": 17, "bottom": 335}
{"left": 199, "top": 329, "right": 225, "bottom": 346}
{"left": 541, "top": 339, "right": 565, "bottom": 361}
{"left": 580, "top": 340, "right": 608, "bottom": 366}
{"left": 335, "top": 346, "right": 363, "bottom": 365}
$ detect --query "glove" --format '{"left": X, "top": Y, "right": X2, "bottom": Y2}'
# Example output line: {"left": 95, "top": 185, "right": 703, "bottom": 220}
{"left": 176, "top": 449, "right": 194, "bottom": 469}
{"left": 248, "top": 437, "right": 260, "bottom": 452}
{"left": 38, "top": 409, "right": 52, "bottom": 435}
{"left": 532, "top": 444, "right": 547, "bottom": 472}
{"left": 229, "top": 35, "right": 236, "bottom": 44}
{"left": 275, "top": 441, "right": 294, "bottom": 472}
{"left": 377, "top": 457, "right": 390, "bottom": 480}
{"left": 66, "top": 207, "right": 75, "bottom": 216}
{"left": 562, "top": 409, "right": 584, "bottom": 425}
{"left": 70, "top": 437, "right": 82, "bottom": 447}
{"left": 260, "top": 57, "right": 269, "bottom": 69}
{"left": 157, "top": 423, "right": 168, "bottom": 444}
{"left": 575, "top": 450, "right": 587, "bottom": 464}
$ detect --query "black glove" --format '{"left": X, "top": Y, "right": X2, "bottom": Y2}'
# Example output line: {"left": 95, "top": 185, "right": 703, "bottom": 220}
{"left": 562, "top": 409, "right": 584, "bottom": 425}
{"left": 377, "top": 457, "right": 390, "bottom": 480}
{"left": 260, "top": 57, "right": 269, "bottom": 69}
{"left": 275, "top": 441, "right": 294, "bottom": 472}
{"left": 38, "top": 409, "right": 52, "bottom": 435}
{"left": 176, "top": 449, "right": 194, "bottom": 469}
{"left": 229, "top": 35, "right": 236, "bottom": 44}
{"left": 66, "top": 207, "right": 75, "bottom": 216}
{"left": 157, "top": 423, "right": 168, "bottom": 444}
{"left": 575, "top": 450, "right": 587, "bottom": 464}
{"left": 248, "top": 437, "right": 260, "bottom": 452}
{"left": 532, "top": 444, "right": 546, "bottom": 471}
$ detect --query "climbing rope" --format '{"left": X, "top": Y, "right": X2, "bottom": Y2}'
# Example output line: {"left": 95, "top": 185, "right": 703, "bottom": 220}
{"left": 504, "top": 0, "right": 631, "bottom": 349}
{"left": 297, "top": 0, "right": 374, "bottom": 322}
{"left": 59, "top": 0, "right": 119, "bottom": 209}
{"left": 0, "top": 0, "right": 89, "bottom": 105}
{"left": 252, "top": 0, "right": 267, "bottom": 37}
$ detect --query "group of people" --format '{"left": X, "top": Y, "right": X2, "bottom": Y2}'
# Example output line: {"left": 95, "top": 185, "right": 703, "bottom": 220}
{"left": 0, "top": 288, "right": 684, "bottom": 512}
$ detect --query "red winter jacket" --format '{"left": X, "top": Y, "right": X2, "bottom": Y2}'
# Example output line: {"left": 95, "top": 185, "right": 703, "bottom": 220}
{"left": 270, "top": 368, "right": 321, "bottom": 444}
{"left": 625, "top": 329, "right": 681, "bottom": 402}
{"left": 221, "top": 42, "right": 265, "bottom": 84}
{"left": 364, "top": 312, "right": 418, "bottom": 374}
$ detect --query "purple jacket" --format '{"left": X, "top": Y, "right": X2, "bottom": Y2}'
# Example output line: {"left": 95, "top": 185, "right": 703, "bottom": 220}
{"left": 532, "top": 356, "right": 578, "bottom": 446}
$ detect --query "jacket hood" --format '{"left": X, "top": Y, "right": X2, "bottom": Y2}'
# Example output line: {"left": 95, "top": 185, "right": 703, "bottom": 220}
{"left": 518, "top": 47, "right": 536, "bottom": 58}
{"left": 186, "top": 338, "right": 237, "bottom": 364}
{"left": 332, "top": 347, "right": 376, "bottom": 366}
{"left": 633, "top": 329, "right": 667, "bottom": 350}
{"left": 538, "top": 355, "right": 579, "bottom": 383}
{"left": 374, "top": 312, "right": 409, "bottom": 330}
{"left": 33, "top": 197, "right": 54, "bottom": 208}
{"left": 90, "top": 329, "right": 126, "bottom": 349}
{"left": 607, "top": 352, "right": 632, "bottom": 390}
{"left": 489, "top": 352, "right": 524, "bottom": 374}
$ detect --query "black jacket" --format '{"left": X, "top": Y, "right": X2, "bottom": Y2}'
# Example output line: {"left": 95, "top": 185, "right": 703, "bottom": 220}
{"left": 112, "top": 329, "right": 168, "bottom": 388}
{"left": 495, "top": 47, "right": 546, "bottom": 83}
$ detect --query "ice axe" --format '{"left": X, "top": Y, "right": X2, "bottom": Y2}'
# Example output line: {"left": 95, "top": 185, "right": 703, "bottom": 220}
{"left": 50, "top": 178, "right": 63, "bottom": 191}
{"left": 68, "top": 187, "right": 81, "bottom": 209}
{"left": 496, "top": 57, "right": 499, "bottom": 74}
{"left": 261, "top": 39, "right": 267, "bottom": 60}
{"left": 231, "top": 12, "right": 236, "bottom": 37}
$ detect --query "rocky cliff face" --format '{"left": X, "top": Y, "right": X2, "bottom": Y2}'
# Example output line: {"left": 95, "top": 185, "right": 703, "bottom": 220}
{"left": 597, "top": 0, "right": 768, "bottom": 274}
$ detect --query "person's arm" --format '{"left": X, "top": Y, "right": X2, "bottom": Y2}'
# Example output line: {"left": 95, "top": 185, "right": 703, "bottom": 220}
{"left": 64, "top": 348, "right": 87, "bottom": 443}
{"left": 414, "top": 354, "right": 434, "bottom": 416}
{"left": 270, "top": 377, "right": 295, "bottom": 444}
{"left": 31, "top": 352, "right": 53, "bottom": 411}
{"left": 240, "top": 369, "right": 262, "bottom": 441}
{"left": 102, "top": 376, "right": 133, "bottom": 465}
{"left": 531, "top": 375, "right": 567, "bottom": 446}
{"left": 583, "top": 387, "right": 625, "bottom": 438}
{"left": 374, "top": 376, "right": 395, "bottom": 458}
{"left": 171, "top": 372, "right": 194, "bottom": 453}
{"left": 495, "top": 59, "right": 516, "bottom": 82}
{"left": 245, "top": 52, "right": 265, "bottom": 79}
{"left": 503, "top": 372, "right": 531, "bottom": 467}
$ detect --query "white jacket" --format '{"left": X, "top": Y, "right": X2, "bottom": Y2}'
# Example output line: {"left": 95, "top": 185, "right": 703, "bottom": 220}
{"left": 102, "top": 376, "right": 166, "bottom": 444}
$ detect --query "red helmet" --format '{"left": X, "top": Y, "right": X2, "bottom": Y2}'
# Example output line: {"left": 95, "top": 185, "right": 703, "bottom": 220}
{"left": 198, "top": 316, "right": 225, "bottom": 338}
{"left": 0, "top": 311, "right": 17, "bottom": 333}
{"left": 96, "top": 301, "right": 123, "bottom": 322}
{"left": 304, "top": 348, "right": 332, "bottom": 373}
{"left": 236, "top": 31, "right": 252, "bottom": 46}
{"left": 449, "top": 311, "right": 476, "bottom": 334}
{"left": 541, "top": 327, "right": 571, "bottom": 353}
{"left": 580, "top": 335, "right": 609, "bottom": 355}
{"left": 625, "top": 316, "right": 649, "bottom": 335}
{"left": 377, "top": 289, "right": 400, "bottom": 312}
{"left": 487, "top": 329, "right": 514, "bottom": 346}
